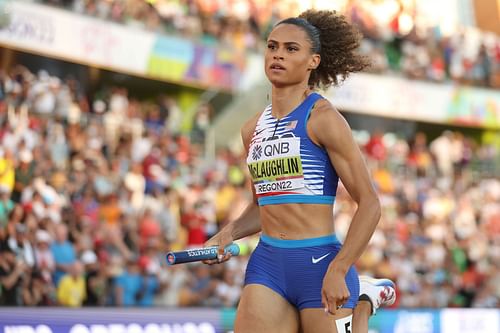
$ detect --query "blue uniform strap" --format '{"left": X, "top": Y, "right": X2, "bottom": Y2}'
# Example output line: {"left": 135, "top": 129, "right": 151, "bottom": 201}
{"left": 303, "top": 93, "right": 323, "bottom": 123}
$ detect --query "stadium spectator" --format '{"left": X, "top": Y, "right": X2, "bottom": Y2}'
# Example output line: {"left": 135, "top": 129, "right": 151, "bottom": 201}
{"left": 33, "top": 230, "right": 55, "bottom": 280}
{"left": 214, "top": 268, "right": 241, "bottom": 307}
{"left": 0, "top": 149, "right": 14, "bottom": 195}
{"left": 114, "top": 257, "right": 143, "bottom": 306}
{"left": 181, "top": 202, "right": 208, "bottom": 248}
{"left": 57, "top": 260, "right": 86, "bottom": 307}
{"left": 154, "top": 264, "right": 190, "bottom": 307}
{"left": 180, "top": 263, "right": 217, "bottom": 307}
{"left": 22, "top": 270, "right": 56, "bottom": 306}
{"left": 51, "top": 223, "right": 76, "bottom": 286}
{"left": 0, "top": 244, "right": 28, "bottom": 305}
{"left": 136, "top": 255, "right": 160, "bottom": 306}
{"left": 0, "top": 185, "right": 14, "bottom": 227}
{"left": 7, "top": 223, "right": 35, "bottom": 268}
{"left": 81, "top": 249, "right": 109, "bottom": 306}
{"left": 13, "top": 149, "right": 35, "bottom": 203}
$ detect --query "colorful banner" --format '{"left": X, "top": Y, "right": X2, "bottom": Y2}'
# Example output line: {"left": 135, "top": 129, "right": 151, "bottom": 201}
{"left": 147, "top": 36, "right": 245, "bottom": 90}
{"left": 0, "top": 308, "right": 222, "bottom": 333}
{"left": 0, "top": 1, "right": 245, "bottom": 91}
{"left": 326, "top": 73, "right": 500, "bottom": 129}
{"left": 368, "top": 310, "right": 441, "bottom": 333}
{"left": 440, "top": 309, "right": 500, "bottom": 333}
{"left": 446, "top": 88, "right": 500, "bottom": 128}
{"left": 0, "top": 1, "right": 154, "bottom": 74}
{"left": 221, "top": 308, "right": 499, "bottom": 333}
{"left": 0, "top": 308, "right": 498, "bottom": 333}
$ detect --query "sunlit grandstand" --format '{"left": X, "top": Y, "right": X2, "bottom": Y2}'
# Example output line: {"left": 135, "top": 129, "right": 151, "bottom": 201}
{"left": 0, "top": 0, "right": 499, "bottom": 332}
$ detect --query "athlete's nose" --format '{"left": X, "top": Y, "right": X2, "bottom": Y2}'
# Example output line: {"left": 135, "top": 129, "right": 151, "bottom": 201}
{"left": 273, "top": 54, "right": 284, "bottom": 61}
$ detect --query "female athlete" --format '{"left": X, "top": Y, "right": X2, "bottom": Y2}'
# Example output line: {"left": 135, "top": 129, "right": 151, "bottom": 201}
{"left": 205, "top": 9, "right": 395, "bottom": 333}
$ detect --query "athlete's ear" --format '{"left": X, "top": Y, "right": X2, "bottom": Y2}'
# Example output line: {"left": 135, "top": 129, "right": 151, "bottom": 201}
{"left": 308, "top": 54, "right": 321, "bottom": 71}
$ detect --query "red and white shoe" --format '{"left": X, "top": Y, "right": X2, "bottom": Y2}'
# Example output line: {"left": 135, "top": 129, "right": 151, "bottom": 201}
{"left": 358, "top": 276, "right": 396, "bottom": 315}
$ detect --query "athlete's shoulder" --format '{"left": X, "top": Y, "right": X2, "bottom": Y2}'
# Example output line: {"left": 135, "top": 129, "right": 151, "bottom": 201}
{"left": 308, "top": 96, "right": 351, "bottom": 144}
{"left": 310, "top": 95, "right": 344, "bottom": 123}
{"left": 313, "top": 95, "right": 338, "bottom": 114}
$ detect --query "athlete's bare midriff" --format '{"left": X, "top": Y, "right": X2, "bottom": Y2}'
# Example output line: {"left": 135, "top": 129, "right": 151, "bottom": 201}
{"left": 259, "top": 204, "right": 335, "bottom": 240}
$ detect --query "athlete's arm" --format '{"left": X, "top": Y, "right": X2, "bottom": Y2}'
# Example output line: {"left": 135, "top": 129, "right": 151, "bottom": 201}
{"left": 308, "top": 100, "right": 381, "bottom": 313}
{"left": 204, "top": 113, "right": 262, "bottom": 263}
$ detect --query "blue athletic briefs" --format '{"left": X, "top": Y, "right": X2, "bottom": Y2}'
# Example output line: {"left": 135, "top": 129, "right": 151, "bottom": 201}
{"left": 245, "top": 234, "right": 360, "bottom": 310}
{"left": 246, "top": 93, "right": 339, "bottom": 206}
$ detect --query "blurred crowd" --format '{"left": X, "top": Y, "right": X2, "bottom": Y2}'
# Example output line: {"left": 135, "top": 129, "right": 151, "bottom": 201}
{"left": 0, "top": 64, "right": 499, "bottom": 308}
{"left": 0, "top": 64, "right": 252, "bottom": 307}
{"left": 344, "top": 130, "right": 500, "bottom": 308}
{"left": 32, "top": 0, "right": 500, "bottom": 88}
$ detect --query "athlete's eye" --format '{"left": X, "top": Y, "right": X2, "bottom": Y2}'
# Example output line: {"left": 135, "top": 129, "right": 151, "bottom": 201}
{"left": 287, "top": 47, "right": 298, "bottom": 52}
{"left": 267, "top": 43, "right": 276, "bottom": 50}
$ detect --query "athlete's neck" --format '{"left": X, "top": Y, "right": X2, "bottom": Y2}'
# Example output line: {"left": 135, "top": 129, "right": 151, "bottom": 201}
{"left": 271, "top": 84, "right": 311, "bottom": 119}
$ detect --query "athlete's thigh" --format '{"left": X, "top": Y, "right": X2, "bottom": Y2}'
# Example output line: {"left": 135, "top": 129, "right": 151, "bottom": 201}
{"left": 300, "top": 308, "right": 353, "bottom": 333}
{"left": 235, "top": 284, "right": 300, "bottom": 333}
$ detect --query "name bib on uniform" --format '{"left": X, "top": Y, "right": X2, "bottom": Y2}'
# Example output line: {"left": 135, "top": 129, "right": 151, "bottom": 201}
{"left": 247, "top": 137, "right": 305, "bottom": 195}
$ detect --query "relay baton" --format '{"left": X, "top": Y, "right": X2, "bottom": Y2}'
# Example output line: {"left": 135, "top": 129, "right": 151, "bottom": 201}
{"left": 166, "top": 244, "right": 240, "bottom": 265}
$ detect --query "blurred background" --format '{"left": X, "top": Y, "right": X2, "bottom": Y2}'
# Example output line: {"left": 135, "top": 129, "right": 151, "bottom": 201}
{"left": 0, "top": 0, "right": 499, "bottom": 332}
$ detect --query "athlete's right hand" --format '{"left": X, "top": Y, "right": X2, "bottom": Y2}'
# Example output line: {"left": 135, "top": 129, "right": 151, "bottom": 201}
{"left": 203, "top": 229, "right": 234, "bottom": 265}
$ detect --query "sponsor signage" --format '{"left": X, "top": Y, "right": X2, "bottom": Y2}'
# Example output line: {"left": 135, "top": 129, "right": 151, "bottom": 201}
{"left": 326, "top": 73, "right": 500, "bottom": 129}
{"left": 0, "top": 308, "right": 498, "bottom": 333}
{"left": 369, "top": 310, "right": 440, "bottom": 333}
{"left": 0, "top": 1, "right": 244, "bottom": 91}
{"left": 0, "top": 1, "right": 153, "bottom": 74}
{"left": 0, "top": 308, "right": 221, "bottom": 333}
{"left": 440, "top": 309, "right": 500, "bottom": 333}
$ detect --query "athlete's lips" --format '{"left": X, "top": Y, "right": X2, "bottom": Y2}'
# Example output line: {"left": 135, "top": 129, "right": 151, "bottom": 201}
{"left": 269, "top": 63, "right": 286, "bottom": 71}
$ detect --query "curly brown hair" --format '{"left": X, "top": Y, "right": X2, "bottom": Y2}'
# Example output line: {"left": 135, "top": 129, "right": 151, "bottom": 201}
{"left": 278, "top": 10, "right": 369, "bottom": 89}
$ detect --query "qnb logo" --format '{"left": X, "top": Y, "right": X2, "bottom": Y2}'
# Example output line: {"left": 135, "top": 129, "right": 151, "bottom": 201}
{"left": 263, "top": 142, "right": 289, "bottom": 157}
{"left": 252, "top": 145, "right": 263, "bottom": 160}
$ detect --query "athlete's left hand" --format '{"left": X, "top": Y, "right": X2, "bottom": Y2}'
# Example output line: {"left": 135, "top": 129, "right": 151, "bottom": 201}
{"left": 321, "top": 268, "right": 350, "bottom": 316}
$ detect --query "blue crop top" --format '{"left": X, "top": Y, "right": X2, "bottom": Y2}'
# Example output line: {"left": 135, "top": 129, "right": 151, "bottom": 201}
{"left": 246, "top": 93, "right": 339, "bottom": 206}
